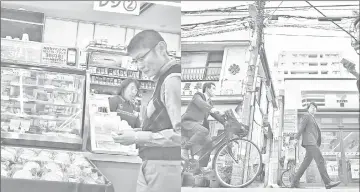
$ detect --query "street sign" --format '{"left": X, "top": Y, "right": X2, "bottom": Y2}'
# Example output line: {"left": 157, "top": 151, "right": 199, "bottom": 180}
{"left": 93, "top": 1, "right": 140, "bottom": 16}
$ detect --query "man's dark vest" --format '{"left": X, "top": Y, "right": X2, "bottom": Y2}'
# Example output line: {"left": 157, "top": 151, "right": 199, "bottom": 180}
{"left": 139, "top": 64, "right": 181, "bottom": 160}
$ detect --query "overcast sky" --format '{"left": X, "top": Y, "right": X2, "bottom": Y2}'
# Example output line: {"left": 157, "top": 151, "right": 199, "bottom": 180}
{"left": 181, "top": 1, "right": 359, "bottom": 67}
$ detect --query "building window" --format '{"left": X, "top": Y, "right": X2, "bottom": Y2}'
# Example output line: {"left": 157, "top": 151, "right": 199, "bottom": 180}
{"left": 309, "top": 71, "right": 318, "bottom": 74}
{"left": 278, "top": 80, "right": 282, "bottom": 84}
{"left": 333, "top": 71, "right": 340, "bottom": 74}
{"left": 309, "top": 62, "right": 318, "bottom": 66}
{"left": 321, "top": 71, "right": 328, "bottom": 74}
{"left": 292, "top": 54, "right": 298, "bottom": 57}
{"left": 320, "top": 63, "right": 328, "bottom": 66}
{"left": 320, "top": 54, "right": 324, "bottom": 58}
{"left": 308, "top": 54, "right": 318, "bottom": 58}
{"left": 340, "top": 103, "right": 345, "bottom": 107}
{"left": 301, "top": 93, "right": 326, "bottom": 107}
{"left": 284, "top": 71, "right": 288, "bottom": 74}
{"left": 181, "top": 51, "right": 223, "bottom": 81}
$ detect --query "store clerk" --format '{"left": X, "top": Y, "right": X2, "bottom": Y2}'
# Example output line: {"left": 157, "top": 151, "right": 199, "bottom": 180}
{"left": 108, "top": 78, "right": 141, "bottom": 128}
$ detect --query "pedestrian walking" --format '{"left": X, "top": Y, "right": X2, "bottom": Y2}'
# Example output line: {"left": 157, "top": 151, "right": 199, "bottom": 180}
{"left": 291, "top": 102, "right": 342, "bottom": 189}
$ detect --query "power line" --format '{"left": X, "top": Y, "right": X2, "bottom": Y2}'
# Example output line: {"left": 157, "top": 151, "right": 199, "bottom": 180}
{"left": 264, "top": 33, "right": 351, "bottom": 38}
{"left": 182, "top": 15, "right": 356, "bottom": 29}
{"left": 305, "top": 1, "right": 358, "bottom": 41}
{"left": 182, "top": 4, "right": 359, "bottom": 14}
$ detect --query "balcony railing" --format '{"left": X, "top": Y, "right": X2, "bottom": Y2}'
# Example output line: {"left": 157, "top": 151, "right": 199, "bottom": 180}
{"left": 181, "top": 67, "right": 222, "bottom": 81}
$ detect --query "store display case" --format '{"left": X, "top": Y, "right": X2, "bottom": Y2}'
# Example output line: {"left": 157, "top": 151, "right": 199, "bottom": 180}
{"left": 1, "top": 38, "right": 115, "bottom": 192}
{"left": 1, "top": 146, "right": 114, "bottom": 192}
{"left": 1, "top": 39, "right": 86, "bottom": 150}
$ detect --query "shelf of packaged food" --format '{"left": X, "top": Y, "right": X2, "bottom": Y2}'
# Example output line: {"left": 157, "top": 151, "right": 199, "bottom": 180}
{"left": 85, "top": 46, "right": 127, "bottom": 55}
{"left": 90, "top": 83, "right": 154, "bottom": 91}
{"left": 1, "top": 59, "right": 86, "bottom": 75}
{"left": 1, "top": 113, "right": 79, "bottom": 121}
{"left": 1, "top": 96, "right": 82, "bottom": 107}
{"left": 6, "top": 83, "right": 81, "bottom": 93}
{"left": 1, "top": 131, "right": 82, "bottom": 144}
{"left": 90, "top": 73, "right": 153, "bottom": 82}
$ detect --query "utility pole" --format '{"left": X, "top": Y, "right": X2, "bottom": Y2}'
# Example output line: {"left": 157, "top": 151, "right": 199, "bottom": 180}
{"left": 230, "top": 0, "right": 266, "bottom": 186}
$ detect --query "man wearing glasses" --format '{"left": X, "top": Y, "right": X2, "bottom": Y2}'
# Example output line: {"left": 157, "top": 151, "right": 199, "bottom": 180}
{"left": 113, "top": 30, "right": 181, "bottom": 192}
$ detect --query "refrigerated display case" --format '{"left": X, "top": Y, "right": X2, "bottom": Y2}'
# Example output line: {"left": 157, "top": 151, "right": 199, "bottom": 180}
{"left": 1, "top": 38, "right": 115, "bottom": 192}
{"left": 1, "top": 62, "right": 86, "bottom": 150}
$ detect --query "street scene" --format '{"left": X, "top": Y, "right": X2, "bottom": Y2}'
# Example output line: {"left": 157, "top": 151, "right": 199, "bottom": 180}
{"left": 181, "top": 1, "right": 359, "bottom": 191}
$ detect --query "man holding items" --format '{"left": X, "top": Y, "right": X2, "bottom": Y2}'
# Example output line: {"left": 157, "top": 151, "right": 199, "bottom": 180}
{"left": 112, "top": 30, "right": 181, "bottom": 192}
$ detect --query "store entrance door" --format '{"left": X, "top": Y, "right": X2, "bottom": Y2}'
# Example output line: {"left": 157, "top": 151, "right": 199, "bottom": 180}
{"left": 321, "top": 126, "right": 359, "bottom": 186}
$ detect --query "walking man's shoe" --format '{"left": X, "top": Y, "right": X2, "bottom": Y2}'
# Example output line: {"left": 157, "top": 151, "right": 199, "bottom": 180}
{"left": 290, "top": 182, "right": 300, "bottom": 188}
{"left": 325, "top": 181, "right": 341, "bottom": 189}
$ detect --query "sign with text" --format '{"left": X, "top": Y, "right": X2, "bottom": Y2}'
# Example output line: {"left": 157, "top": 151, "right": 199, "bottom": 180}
{"left": 93, "top": 1, "right": 140, "bottom": 15}
{"left": 41, "top": 45, "right": 67, "bottom": 65}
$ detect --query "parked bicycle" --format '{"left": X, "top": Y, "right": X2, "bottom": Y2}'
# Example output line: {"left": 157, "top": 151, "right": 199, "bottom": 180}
{"left": 181, "top": 109, "right": 263, "bottom": 188}
{"left": 281, "top": 143, "right": 297, "bottom": 188}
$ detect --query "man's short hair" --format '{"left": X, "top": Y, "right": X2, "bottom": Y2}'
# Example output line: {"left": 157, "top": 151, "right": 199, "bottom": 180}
{"left": 127, "top": 30, "right": 164, "bottom": 54}
{"left": 202, "top": 82, "right": 215, "bottom": 93}
{"left": 306, "top": 102, "right": 318, "bottom": 110}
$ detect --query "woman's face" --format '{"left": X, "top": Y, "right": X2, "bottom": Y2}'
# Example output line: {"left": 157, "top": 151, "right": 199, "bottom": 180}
{"left": 123, "top": 82, "right": 138, "bottom": 101}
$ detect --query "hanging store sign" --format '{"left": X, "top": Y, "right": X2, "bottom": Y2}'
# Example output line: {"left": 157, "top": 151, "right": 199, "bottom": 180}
{"left": 41, "top": 45, "right": 67, "bottom": 65}
{"left": 93, "top": 1, "right": 140, "bottom": 15}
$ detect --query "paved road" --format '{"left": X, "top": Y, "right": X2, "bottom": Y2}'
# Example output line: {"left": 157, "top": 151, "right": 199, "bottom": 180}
{"left": 181, "top": 187, "right": 359, "bottom": 192}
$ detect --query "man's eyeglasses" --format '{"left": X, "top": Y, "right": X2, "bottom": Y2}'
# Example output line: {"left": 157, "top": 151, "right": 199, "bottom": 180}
{"left": 131, "top": 43, "right": 159, "bottom": 65}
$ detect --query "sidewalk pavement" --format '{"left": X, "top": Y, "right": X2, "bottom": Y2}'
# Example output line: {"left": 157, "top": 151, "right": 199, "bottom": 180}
{"left": 181, "top": 187, "right": 359, "bottom": 192}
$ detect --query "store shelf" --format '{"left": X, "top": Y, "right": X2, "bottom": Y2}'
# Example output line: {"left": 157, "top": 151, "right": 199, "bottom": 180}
{"left": 90, "top": 83, "right": 154, "bottom": 91}
{"left": 1, "top": 59, "right": 86, "bottom": 75}
{"left": 85, "top": 46, "right": 127, "bottom": 55}
{"left": 6, "top": 83, "right": 80, "bottom": 93}
{"left": 1, "top": 131, "right": 82, "bottom": 144}
{"left": 1, "top": 112, "right": 79, "bottom": 121}
{"left": 90, "top": 73, "right": 152, "bottom": 82}
{"left": 1, "top": 96, "right": 81, "bottom": 107}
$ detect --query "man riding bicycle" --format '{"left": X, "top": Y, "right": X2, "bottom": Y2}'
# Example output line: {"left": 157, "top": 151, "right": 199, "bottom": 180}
{"left": 181, "top": 82, "right": 225, "bottom": 174}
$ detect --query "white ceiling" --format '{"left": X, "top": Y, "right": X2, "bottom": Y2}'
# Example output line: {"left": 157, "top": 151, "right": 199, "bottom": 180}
{"left": 1, "top": 1, "right": 180, "bottom": 34}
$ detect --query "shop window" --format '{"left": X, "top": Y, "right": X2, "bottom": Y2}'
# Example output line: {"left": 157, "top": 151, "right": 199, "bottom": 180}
{"left": 94, "top": 24, "right": 126, "bottom": 46}
{"left": 44, "top": 18, "right": 78, "bottom": 47}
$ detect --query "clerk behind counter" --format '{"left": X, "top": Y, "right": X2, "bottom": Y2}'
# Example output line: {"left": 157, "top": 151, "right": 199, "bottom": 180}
{"left": 108, "top": 78, "right": 141, "bottom": 128}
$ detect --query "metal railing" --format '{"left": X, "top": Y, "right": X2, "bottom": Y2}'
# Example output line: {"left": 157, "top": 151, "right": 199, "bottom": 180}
{"left": 181, "top": 67, "right": 222, "bottom": 81}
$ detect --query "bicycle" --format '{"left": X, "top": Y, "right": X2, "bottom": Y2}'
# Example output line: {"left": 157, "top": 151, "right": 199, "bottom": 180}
{"left": 280, "top": 144, "right": 297, "bottom": 188}
{"left": 181, "top": 109, "right": 263, "bottom": 188}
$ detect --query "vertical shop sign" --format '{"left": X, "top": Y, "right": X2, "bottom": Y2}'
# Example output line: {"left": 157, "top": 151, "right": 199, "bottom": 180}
{"left": 41, "top": 45, "right": 67, "bottom": 65}
{"left": 350, "top": 159, "right": 359, "bottom": 179}
{"left": 93, "top": 1, "right": 140, "bottom": 15}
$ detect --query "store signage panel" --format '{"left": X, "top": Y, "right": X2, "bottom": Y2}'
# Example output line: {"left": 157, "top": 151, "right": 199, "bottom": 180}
{"left": 1, "top": 38, "right": 42, "bottom": 63}
{"left": 41, "top": 45, "right": 67, "bottom": 65}
{"left": 349, "top": 159, "right": 359, "bottom": 179}
{"left": 93, "top": 1, "right": 140, "bottom": 16}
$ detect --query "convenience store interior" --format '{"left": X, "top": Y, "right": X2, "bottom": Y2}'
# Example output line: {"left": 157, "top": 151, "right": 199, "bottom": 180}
{"left": 1, "top": 1, "right": 180, "bottom": 192}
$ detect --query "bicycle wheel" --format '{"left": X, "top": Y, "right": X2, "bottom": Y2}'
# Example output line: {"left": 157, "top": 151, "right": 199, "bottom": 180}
{"left": 281, "top": 161, "right": 295, "bottom": 187}
{"left": 212, "top": 138, "right": 263, "bottom": 188}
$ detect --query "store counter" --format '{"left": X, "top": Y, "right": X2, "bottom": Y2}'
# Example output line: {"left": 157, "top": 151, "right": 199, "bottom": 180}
{"left": 85, "top": 153, "right": 142, "bottom": 192}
